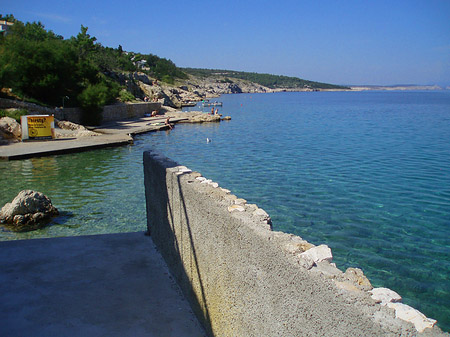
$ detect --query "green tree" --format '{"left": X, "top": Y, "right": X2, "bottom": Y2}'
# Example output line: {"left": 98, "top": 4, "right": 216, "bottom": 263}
{"left": 0, "top": 20, "right": 79, "bottom": 106}
{"left": 78, "top": 79, "right": 118, "bottom": 125}
{"left": 70, "top": 25, "right": 97, "bottom": 60}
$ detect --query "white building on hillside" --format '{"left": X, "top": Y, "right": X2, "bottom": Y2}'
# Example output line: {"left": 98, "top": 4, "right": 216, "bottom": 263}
{"left": 0, "top": 20, "right": 14, "bottom": 36}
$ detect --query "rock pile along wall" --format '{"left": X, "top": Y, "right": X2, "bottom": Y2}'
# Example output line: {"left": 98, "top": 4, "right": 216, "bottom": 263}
{"left": 143, "top": 150, "right": 445, "bottom": 337}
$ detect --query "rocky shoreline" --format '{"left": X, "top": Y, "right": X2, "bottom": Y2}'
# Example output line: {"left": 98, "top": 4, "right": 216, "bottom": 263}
{"left": 114, "top": 71, "right": 446, "bottom": 109}
{"left": 112, "top": 71, "right": 352, "bottom": 109}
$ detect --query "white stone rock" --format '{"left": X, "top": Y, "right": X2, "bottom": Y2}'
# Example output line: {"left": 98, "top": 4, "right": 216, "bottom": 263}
{"left": 284, "top": 240, "right": 313, "bottom": 254}
{"left": 253, "top": 208, "right": 269, "bottom": 218}
{"left": 201, "top": 179, "right": 212, "bottom": 184}
{"left": 370, "top": 287, "right": 402, "bottom": 305}
{"left": 299, "top": 244, "right": 332, "bottom": 264}
{"left": 196, "top": 177, "right": 206, "bottom": 181}
{"left": 245, "top": 204, "right": 258, "bottom": 212}
{"left": 208, "top": 182, "right": 219, "bottom": 188}
{"left": 177, "top": 166, "right": 192, "bottom": 173}
{"left": 297, "top": 253, "right": 315, "bottom": 270}
{"left": 234, "top": 198, "right": 247, "bottom": 205}
{"left": 227, "top": 205, "right": 245, "bottom": 212}
{"left": 225, "top": 194, "right": 237, "bottom": 202}
{"left": 387, "top": 302, "right": 437, "bottom": 332}
{"left": 220, "top": 188, "right": 231, "bottom": 194}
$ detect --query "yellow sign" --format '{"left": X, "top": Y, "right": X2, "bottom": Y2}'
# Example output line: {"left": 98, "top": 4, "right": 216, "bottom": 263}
{"left": 21, "top": 115, "right": 55, "bottom": 140}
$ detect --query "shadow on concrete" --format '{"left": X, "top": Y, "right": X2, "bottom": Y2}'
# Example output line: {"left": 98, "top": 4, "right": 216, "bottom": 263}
{"left": 144, "top": 151, "right": 213, "bottom": 336}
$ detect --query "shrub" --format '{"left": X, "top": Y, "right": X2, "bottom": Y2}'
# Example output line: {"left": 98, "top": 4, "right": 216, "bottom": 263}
{"left": 0, "top": 109, "right": 28, "bottom": 122}
{"left": 119, "top": 89, "right": 135, "bottom": 102}
{"left": 78, "top": 83, "right": 109, "bottom": 125}
{"left": 161, "top": 75, "right": 174, "bottom": 84}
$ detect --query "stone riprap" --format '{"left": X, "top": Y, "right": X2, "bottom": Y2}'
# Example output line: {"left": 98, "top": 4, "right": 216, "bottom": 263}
{"left": 143, "top": 150, "right": 445, "bottom": 337}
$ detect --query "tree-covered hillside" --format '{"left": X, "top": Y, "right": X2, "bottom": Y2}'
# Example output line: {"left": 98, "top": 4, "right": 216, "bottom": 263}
{"left": 182, "top": 68, "right": 348, "bottom": 90}
{"left": 0, "top": 15, "right": 187, "bottom": 123}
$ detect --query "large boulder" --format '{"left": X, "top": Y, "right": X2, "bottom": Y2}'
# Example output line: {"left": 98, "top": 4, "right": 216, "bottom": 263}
{"left": 0, "top": 116, "right": 21, "bottom": 140}
{"left": 0, "top": 190, "right": 59, "bottom": 230}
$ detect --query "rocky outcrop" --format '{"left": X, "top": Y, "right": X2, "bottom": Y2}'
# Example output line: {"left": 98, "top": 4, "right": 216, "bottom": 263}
{"left": 183, "top": 75, "right": 271, "bottom": 97}
{"left": 132, "top": 72, "right": 152, "bottom": 85}
{"left": 104, "top": 71, "right": 272, "bottom": 109}
{"left": 0, "top": 190, "right": 59, "bottom": 231}
{"left": 104, "top": 71, "right": 146, "bottom": 99}
{"left": 165, "top": 111, "right": 221, "bottom": 123}
{"left": 0, "top": 116, "right": 21, "bottom": 141}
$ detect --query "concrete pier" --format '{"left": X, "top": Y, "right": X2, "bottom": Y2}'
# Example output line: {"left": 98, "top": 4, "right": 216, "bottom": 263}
{"left": 0, "top": 116, "right": 184, "bottom": 160}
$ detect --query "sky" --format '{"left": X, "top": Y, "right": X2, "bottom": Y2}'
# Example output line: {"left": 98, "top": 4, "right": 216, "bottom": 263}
{"left": 3, "top": 0, "right": 450, "bottom": 86}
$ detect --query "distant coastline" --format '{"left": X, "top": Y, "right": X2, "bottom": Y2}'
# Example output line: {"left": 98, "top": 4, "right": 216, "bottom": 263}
{"left": 349, "top": 84, "right": 447, "bottom": 91}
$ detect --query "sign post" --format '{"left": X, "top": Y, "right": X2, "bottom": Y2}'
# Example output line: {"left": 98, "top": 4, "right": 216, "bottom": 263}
{"left": 21, "top": 115, "right": 55, "bottom": 141}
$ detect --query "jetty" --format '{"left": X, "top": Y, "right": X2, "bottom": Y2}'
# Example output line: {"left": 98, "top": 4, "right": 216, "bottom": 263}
{"left": 0, "top": 112, "right": 225, "bottom": 160}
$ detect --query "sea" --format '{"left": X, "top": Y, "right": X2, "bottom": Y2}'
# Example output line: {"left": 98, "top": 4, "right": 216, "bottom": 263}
{"left": 0, "top": 90, "right": 449, "bottom": 331}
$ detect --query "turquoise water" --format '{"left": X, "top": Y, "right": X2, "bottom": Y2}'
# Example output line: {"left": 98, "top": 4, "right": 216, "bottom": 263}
{"left": 1, "top": 91, "right": 449, "bottom": 331}
{"left": 0, "top": 146, "right": 147, "bottom": 239}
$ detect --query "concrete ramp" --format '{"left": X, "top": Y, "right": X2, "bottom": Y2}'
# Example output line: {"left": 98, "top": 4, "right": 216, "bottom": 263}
{"left": 0, "top": 232, "right": 205, "bottom": 337}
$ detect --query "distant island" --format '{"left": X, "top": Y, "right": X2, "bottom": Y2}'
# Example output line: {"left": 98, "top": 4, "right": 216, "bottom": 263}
{"left": 350, "top": 84, "right": 444, "bottom": 91}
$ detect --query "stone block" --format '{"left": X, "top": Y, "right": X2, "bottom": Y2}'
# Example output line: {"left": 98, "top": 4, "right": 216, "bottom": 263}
{"left": 370, "top": 287, "right": 402, "bottom": 305}
{"left": 299, "top": 244, "right": 333, "bottom": 264}
{"left": 387, "top": 302, "right": 437, "bottom": 332}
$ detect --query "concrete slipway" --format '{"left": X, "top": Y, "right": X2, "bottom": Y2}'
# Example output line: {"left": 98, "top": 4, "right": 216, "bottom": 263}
{"left": 0, "top": 232, "right": 206, "bottom": 336}
{"left": 0, "top": 115, "right": 186, "bottom": 160}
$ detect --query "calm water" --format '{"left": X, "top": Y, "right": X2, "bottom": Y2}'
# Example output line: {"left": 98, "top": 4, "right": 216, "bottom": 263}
{"left": 1, "top": 91, "right": 449, "bottom": 331}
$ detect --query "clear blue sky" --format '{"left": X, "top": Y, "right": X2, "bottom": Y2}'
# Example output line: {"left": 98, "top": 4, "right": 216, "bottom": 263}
{"left": 3, "top": 0, "right": 450, "bottom": 86}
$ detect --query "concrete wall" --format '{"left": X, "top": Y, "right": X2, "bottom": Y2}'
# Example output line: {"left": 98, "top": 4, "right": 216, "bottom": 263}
{"left": 0, "top": 98, "right": 160, "bottom": 124}
{"left": 143, "top": 150, "right": 445, "bottom": 337}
